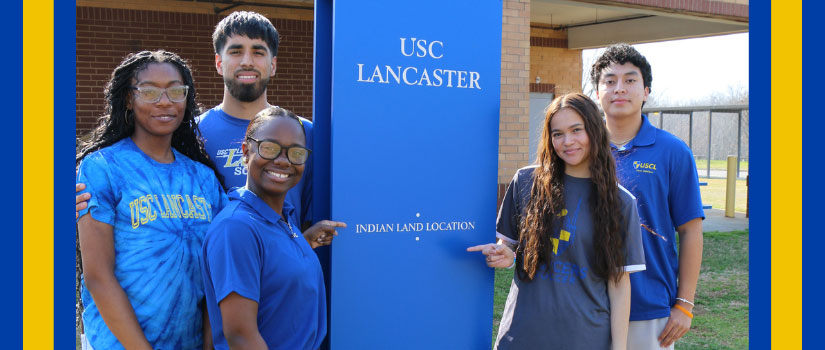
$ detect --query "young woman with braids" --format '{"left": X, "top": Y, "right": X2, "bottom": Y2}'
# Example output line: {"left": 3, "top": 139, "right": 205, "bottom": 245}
{"left": 469, "top": 93, "right": 645, "bottom": 350}
{"left": 76, "top": 50, "right": 226, "bottom": 350}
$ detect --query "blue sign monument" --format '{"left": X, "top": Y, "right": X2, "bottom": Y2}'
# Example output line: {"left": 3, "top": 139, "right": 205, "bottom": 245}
{"left": 314, "top": 1, "right": 502, "bottom": 348}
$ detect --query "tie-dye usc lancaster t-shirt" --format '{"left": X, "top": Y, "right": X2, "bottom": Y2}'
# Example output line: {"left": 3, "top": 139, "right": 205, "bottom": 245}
{"left": 76, "top": 137, "right": 226, "bottom": 350}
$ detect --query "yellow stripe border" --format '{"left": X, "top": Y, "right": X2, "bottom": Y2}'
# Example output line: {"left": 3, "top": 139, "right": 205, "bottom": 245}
{"left": 23, "top": 1, "right": 55, "bottom": 349}
{"left": 772, "top": 1, "right": 801, "bottom": 348}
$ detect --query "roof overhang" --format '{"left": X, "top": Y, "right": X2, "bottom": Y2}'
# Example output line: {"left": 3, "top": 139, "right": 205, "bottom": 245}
{"left": 532, "top": 0, "right": 749, "bottom": 49}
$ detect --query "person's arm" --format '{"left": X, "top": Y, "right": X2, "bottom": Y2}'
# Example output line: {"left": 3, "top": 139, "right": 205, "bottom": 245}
{"left": 658, "top": 217, "right": 703, "bottom": 347}
{"left": 203, "top": 301, "right": 213, "bottom": 350}
{"left": 204, "top": 218, "right": 268, "bottom": 349}
{"left": 77, "top": 214, "right": 152, "bottom": 350}
{"left": 219, "top": 292, "right": 268, "bottom": 350}
{"left": 302, "top": 220, "right": 347, "bottom": 248}
{"left": 477, "top": 170, "right": 524, "bottom": 269}
{"left": 608, "top": 272, "right": 631, "bottom": 350}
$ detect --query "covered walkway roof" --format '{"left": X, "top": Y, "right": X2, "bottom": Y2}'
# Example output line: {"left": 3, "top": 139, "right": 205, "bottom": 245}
{"left": 531, "top": 0, "right": 748, "bottom": 48}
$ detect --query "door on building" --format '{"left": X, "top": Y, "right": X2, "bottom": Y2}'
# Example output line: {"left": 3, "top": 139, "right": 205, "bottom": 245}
{"left": 529, "top": 92, "right": 554, "bottom": 164}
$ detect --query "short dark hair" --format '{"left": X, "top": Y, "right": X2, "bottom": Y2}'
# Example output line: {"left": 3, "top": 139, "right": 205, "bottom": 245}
{"left": 213, "top": 11, "right": 280, "bottom": 56}
{"left": 589, "top": 43, "right": 652, "bottom": 93}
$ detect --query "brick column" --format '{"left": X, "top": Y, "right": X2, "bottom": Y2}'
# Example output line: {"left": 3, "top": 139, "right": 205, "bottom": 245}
{"left": 499, "top": 0, "right": 531, "bottom": 201}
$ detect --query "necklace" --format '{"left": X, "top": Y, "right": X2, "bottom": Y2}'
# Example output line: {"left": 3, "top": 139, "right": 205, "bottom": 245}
{"left": 611, "top": 136, "right": 634, "bottom": 147}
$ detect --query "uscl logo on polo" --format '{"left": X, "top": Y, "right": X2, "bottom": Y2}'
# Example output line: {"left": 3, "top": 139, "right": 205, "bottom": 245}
{"left": 633, "top": 160, "right": 657, "bottom": 174}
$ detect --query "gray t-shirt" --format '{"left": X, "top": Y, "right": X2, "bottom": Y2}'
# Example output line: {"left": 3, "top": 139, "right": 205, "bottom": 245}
{"left": 494, "top": 166, "right": 645, "bottom": 350}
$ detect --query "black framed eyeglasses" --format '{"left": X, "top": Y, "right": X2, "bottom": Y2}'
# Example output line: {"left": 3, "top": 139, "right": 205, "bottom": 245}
{"left": 131, "top": 85, "right": 189, "bottom": 103}
{"left": 246, "top": 137, "right": 311, "bottom": 165}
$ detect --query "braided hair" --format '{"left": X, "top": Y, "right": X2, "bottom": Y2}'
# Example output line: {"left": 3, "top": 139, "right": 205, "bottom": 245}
{"left": 75, "top": 50, "right": 224, "bottom": 330}
{"left": 76, "top": 50, "right": 222, "bottom": 183}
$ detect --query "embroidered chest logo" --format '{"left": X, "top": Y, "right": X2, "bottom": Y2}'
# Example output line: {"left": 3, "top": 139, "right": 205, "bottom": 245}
{"left": 633, "top": 160, "right": 657, "bottom": 174}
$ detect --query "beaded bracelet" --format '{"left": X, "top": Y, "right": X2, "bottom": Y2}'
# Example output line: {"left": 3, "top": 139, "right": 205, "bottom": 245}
{"left": 675, "top": 297, "right": 695, "bottom": 307}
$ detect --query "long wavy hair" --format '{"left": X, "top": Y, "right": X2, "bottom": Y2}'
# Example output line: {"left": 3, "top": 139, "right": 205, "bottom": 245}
{"left": 516, "top": 93, "right": 626, "bottom": 283}
{"left": 75, "top": 50, "right": 223, "bottom": 329}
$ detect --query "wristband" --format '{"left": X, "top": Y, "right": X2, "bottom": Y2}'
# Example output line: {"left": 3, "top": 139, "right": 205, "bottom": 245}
{"left": 673, "top": 304, "right": 693, "bottom": 319}
{"left": 675, "top": 297, "right": 694, "bottom": 307}
{"left": 506, "top": 256, "right": 516, "bottom": 269}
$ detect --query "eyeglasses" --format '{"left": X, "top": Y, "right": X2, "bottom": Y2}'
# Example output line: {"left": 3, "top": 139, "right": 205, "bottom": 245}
{"left": 131, "top": 85, "right": 189, "bottom": 103}
{"left": 246, "top": 137, "right": 311, "bottom": 165}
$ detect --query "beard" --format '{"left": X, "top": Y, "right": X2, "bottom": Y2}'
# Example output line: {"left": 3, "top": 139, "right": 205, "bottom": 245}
{"left": 225, "top": 73, "right": 269, "bottom": 102}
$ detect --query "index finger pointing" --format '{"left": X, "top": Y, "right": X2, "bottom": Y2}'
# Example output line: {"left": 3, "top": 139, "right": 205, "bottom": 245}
{"left": 328, "top": 221, "right": 347, "bottom": 228}
{"left": 320, "top": 220, "right": 347, "bottom": 228}
{"left": 467, "top": 244, "right": 494, "bottom": 252}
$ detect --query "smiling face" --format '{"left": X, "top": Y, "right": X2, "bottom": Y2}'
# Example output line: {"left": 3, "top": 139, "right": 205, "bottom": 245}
{"left": 550, "top": 108, "right": 591, "bottom": 178}
{"left": 215, "top": 35, "right": 277, "bottom": 103}
{"left": 242, "top": 117, "right": 305, "bottom": 207}
{"left": 596, "top": 62, "right": 649, "bottom": 121}
{"left": 130, "top": 62, "right": 186, "bottom": 141}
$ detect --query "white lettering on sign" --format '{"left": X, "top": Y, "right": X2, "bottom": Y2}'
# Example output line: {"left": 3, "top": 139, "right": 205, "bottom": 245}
{"left": 354, "top": 221, "right": 476, "bottom": 234}
{"left": 353, "top": 212, "right": 477, "bottom": 234}
{"left": 355, "top": 37, "right": 482, "bottom": 90}
{"left": 399, "top": 37, "right": 444, "bottom": 59}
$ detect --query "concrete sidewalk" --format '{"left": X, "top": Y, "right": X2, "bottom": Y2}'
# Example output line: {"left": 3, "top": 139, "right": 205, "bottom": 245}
{"left": 702, "top": 208, "right": 748, "bottom": 233}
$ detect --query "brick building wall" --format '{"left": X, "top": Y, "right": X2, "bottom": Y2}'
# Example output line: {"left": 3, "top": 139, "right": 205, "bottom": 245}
{"left": 499, "top": 0, "right": 531, "bottom": 201}
{"left": 530, "top": 27, "right": 582, "bottom": 96}
{"left": 76, "top": 6, "right": 314, "bottom": 136}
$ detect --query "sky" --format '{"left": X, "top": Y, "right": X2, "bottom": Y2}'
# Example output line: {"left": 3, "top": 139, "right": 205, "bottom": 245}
{"left": 582, "top": 32, "right": 749, "bottom": 105}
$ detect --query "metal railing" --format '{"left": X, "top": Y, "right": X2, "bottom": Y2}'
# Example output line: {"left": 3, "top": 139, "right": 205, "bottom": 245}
{"left": 642, "top": 104, "right": 749, "bottom": 179}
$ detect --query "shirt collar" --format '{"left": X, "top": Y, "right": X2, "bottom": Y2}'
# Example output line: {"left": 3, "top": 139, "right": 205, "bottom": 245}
{"left": 215, "top": 104, "right": 252, "bottom": 127}
{"left": 228, "top": 187, "right": 295, "bottom": 225}
{"left": 612, "top": 114, "right": 656, "bottom": 151}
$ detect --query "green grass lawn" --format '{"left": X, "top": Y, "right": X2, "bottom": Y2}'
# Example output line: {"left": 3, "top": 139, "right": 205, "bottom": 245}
{"left": 492, "top": 230, "right": 749, "bottom": 349}
{"left": 678, "top": 230, "right": 749, "bottom": 349}
{"left": 700, "top": 178, "right": 748, "bottom": 213}
{"left": 492, "top": 267, "right": 513, "bottom": 344}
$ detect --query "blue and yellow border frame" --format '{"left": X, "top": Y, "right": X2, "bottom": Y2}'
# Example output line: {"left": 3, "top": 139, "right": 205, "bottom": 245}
{"left": 22, "top": 0, "right": 76, "bottom": 348}
{"left": 18, "top": 0, "right": 797, "bottom": 348}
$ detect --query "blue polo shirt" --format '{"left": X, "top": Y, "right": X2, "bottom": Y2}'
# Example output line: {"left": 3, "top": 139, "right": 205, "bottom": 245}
{"left": 202, "top": 188, "right": 326, "bottom": 350}
{"left": 611, "top": 115, "right": 705, "bottom": 321}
